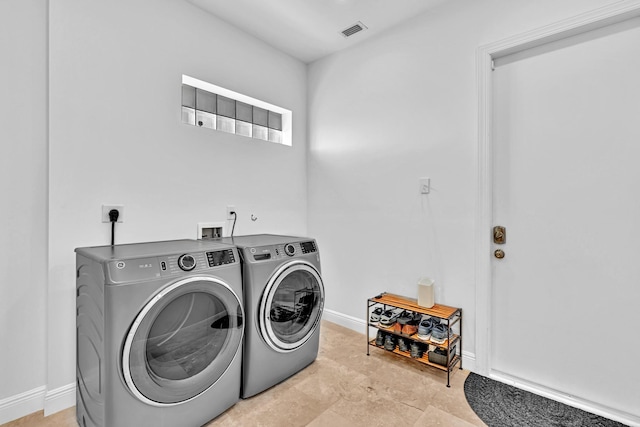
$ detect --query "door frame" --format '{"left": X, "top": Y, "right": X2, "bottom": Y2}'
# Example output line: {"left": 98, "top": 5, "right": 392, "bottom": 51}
{"left": 475, "top": 0, "right": 640, "bottom": 379}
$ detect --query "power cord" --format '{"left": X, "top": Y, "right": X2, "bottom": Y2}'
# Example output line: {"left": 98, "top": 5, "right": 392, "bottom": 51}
{"left": 109, "top": 209, "right": 119, "bottom": 245}
{"left": 230, "top": 211, "right": 237, "bottom": 237}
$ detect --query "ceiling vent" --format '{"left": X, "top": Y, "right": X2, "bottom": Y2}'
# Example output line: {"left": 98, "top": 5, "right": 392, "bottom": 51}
{"left": 341, "top": 21, "right": 368, "bottom": 38}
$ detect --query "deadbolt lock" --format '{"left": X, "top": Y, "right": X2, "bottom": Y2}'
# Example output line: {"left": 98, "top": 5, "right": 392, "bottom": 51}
{"left": 493, "top": 226, "right": 506, "bottom": 244}
{"left": 494, "top": 249, "right": 505, "bottom": 259}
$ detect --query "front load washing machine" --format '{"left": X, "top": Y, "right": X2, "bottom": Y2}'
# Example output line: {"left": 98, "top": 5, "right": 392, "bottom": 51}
{"left": 220, "top": 234, "right": 325, "bottom": 398}
{"left": 75, "top": 239, "right": 244, "bottom": 427}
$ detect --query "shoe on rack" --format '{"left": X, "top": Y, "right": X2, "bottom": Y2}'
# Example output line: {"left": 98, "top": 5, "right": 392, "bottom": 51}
{"left": 379, "top": 309, "right": 396, "bottom": 327}
{"left": 392, "top": 310, "right": 410, "bottom": 333}
{"left": 375, "top": 330, "right": 386, "bottom": 347}
{"left": 430, "top": 324, "right": 450, "bottom": 344}
{"left": 392, "top": 321, "right": 402, "bottom": 334}
{"left": 401, "top": 322, "right": 418, "bottom": 337}
{"left": 379, "top": 309, "right": 401, "bottom": 329}
{"left": 370, "top": 307, "right": 383, "bottom": 324}
{"left": 401, "top": 312, "right": 421, "bottom": 336}
{"left": 397, "top": 310, "right": 413, "bottom": 325}
{"left": 383, "top": 334, "right": 397, "bottom": 351}
{"left": 398, "top": 337, "right": 410, "bottom": 352}
{"left": 416, "top": 317, "right": 437, "bottom": 340}
{"left": 410, "top": 341, "right": 425, "bottom": 359}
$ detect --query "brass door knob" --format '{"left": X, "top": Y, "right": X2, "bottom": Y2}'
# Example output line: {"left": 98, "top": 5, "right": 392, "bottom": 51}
{"left": 493, "top": 226, "right": 506, "bottom": 244}
{"left": 494, "top": 249, "right": 505, "bottom": 259}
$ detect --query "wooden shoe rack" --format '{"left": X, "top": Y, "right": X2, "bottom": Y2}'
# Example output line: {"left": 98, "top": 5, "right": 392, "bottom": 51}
{"left": 367, "top": 292, "right": 462, "bottom": 387}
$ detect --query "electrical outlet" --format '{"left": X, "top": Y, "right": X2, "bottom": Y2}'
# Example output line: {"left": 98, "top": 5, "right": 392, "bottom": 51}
{"left": 102, "top": 205, "right": 124, "bottom": 223}
{"left": 419, "top": 178, "right": 430, "bottom": 194}
{"left": 226, "top": 205, "right": 236, "bottom": 220}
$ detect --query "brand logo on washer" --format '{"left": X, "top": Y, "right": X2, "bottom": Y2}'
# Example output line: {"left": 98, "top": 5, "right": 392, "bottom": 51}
{"left": 138, "top": 263, "right": 153, "bottom": 269}
{"left": 115, "top": 261, "right": 126, "bottom": 269}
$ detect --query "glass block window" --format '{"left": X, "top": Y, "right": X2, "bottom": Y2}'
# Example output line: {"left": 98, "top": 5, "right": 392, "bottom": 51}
{"left": 181, "top": 75, "right": 291, "bottom": 146}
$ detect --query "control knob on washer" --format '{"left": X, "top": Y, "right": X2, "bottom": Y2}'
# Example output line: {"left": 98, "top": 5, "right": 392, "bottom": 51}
{"left": 284, "top": 244, "right": 296, "bottom": 256}
{"left": 178, "top": 254, "right": 196, "bottom": 271}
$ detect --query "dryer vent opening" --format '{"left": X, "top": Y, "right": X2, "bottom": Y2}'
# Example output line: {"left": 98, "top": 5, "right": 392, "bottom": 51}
{"left": 341, "top": 21, "right": 368, "bottom": 38}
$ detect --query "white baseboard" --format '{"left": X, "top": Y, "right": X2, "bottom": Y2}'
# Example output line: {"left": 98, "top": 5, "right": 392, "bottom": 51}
{"left": 323, "top": 308, "right": 367, "bottom": 334}
{"left": 460, "top": 350, "right": 476, "bottom": 372}
{"left": 490, "top": 371, "right": 640, "bottom": 427}
{"left": 322, "top": 308, "right": 478, "bottom": 372}
{"left": 44, "top": 383, "right": 75, "bottom": 417}
{"left": 0, "top": 386, "right": 45, "bottom": 425}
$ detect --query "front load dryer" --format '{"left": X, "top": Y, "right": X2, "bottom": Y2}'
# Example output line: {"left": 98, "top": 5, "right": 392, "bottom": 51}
{"left": 221, "top": 234, "right": 325, "bottom": 398}
{"left": 75, "top": 239, "right": 244, "bottom": 427}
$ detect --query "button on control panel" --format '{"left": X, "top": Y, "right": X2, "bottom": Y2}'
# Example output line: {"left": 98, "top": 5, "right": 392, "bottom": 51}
{"left": 284, "top": 243, "right": 296, "bottom": 256}
{"left": 178, "top": 254, "right": 196, "bottom": 271}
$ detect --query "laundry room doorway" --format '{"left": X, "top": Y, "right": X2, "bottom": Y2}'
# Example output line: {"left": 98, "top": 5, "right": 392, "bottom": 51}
{"left": 477, "top": 4, "right": 640, "bottom": 423}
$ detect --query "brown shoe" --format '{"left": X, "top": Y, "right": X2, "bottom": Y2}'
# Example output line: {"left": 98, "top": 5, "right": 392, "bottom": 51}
{"left": 392, "top": 321, "right": 402, "bottom": 334}
{"left": 401, "top": 323, "right": 417, "bottom": 336}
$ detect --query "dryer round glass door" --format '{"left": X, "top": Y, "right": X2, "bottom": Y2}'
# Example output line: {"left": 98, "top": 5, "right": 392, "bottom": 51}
{"left": 122, "top": 276, "right": 244, "bottom": 406}
{"left": 260, "top": 260, "right": 325, "bottom": 352}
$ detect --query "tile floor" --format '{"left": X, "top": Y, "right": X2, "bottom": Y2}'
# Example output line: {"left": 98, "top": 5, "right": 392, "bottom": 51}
{"left": 3, "top": 321, "right": 485, "bottom": 427}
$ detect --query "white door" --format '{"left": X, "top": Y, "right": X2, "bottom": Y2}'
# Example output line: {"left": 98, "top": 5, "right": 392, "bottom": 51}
{"left": 491, "top": 17, "right": 640, "bottom": 416}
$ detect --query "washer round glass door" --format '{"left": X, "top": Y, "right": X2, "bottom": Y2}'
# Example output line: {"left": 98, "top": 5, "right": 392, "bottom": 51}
{"left": 123, "top": 276, "right": 243, "bottom": 406}
{"left": 259, "top": 260, "right": 324, "bottom": 352}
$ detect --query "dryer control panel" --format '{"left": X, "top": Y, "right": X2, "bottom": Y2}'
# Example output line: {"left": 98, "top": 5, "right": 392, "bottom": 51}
{"left": 247, "top": 241, "right": 317, "bottom": 262}
{"left": 161, "top": 249, "right": 237, "bottom": 275}
{"left": 107, "top": 249, "right": 238, "bottom": 282}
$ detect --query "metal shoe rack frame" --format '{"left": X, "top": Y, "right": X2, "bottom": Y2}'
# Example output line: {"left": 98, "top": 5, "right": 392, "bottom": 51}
{"left": 367, "top": 292, "right": 462, "bottom": 387}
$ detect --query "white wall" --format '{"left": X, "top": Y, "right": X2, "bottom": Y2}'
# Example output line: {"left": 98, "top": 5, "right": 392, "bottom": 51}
{"left": 45, "top": 0, "right": 307, "bottom": 413}
{"left": 307, "top": 0, "right": 616, "bottom": 367}
{"left": 3, "top": 0, "right": 632, "bottom": 423}
{"left": 0, "top": 0, "right": 48, "bottom": 414}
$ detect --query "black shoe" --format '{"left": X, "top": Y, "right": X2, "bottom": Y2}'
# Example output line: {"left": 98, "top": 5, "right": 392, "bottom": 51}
{"left": 383, "top": 334, "right": 397, "bottom": 351}
{"left": 375, "top": 330, "right": 386, "bottom": 347}
{"left": 397, "top": 310, "right": 412, "bottom": 326}
{"left": 398, "top": 337, "right": 410, "bottom": 352}
{"left": 410, "top": 341, "right": 425, "bottom": 358}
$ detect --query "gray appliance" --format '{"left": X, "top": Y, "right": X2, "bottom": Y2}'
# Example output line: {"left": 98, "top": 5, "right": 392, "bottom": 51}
{"left": 75, "top": 240, "right": 244, "bottom": 427}
{"left": 220, "top": 234, "right": 325, "bottom": 398}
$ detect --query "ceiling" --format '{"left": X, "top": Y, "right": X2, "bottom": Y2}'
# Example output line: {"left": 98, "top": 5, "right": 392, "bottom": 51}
{"left": 187, "top": 0, "right": 448, "bottom": 63}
